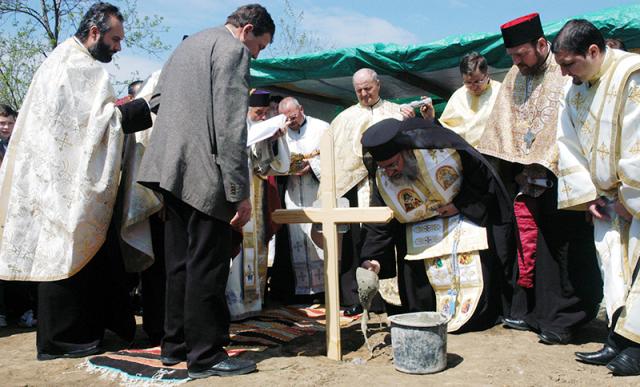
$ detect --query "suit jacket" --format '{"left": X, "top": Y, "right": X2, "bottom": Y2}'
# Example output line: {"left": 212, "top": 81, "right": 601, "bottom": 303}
{"left": 137, "top": 26, "right": 251, "bottom": 222}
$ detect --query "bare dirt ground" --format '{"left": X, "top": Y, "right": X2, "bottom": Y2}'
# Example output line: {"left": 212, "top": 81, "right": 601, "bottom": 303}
{"left": 0, "top": 313, "right": 639, "bottom": 386}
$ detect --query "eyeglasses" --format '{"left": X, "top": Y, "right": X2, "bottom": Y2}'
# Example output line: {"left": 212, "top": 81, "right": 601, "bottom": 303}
{"left": 463, "top": 74, "right": 489, "bottom": 86}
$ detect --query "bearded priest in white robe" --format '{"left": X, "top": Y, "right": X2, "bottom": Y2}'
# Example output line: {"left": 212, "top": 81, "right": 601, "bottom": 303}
{"left": 0, "top": 3, "right": 152, "bottom": 360}
{"left": 439, "top": 52, "right": 500, "bottom": 147}
{"left": 553, "top": 20, "right": 640, "bottom": 375}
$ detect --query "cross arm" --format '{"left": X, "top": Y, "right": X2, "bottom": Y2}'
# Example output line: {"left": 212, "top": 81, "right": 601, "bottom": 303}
{"left": 271, "top": 207, "right": 394, "bottom": 224}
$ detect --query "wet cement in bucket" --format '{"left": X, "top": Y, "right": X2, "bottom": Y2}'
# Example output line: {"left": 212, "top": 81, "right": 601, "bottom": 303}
{"left": 388, "top": 312, "right": 448, "bottom": 374}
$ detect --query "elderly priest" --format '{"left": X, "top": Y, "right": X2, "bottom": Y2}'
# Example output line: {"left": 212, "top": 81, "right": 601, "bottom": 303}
{"left": 358, "top": 117, "right": 514, "bottom": 332}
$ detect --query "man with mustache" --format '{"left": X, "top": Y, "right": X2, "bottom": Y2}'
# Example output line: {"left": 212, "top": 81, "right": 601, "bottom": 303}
{"left": 359, "top": 117, "right": 513, "bottom": 332}
{"left": 0, "top": 2, "right": 152, "bottom": 360}
{"left": 477, "top": 13, "right": 602, "bottom": 345}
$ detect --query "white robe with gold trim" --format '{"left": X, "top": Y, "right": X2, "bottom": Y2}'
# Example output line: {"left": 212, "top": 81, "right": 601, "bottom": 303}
{"left": 0, "top": 38, "right": 124, "bottom": 281}
{"left": 329, "top": 99, "right": 403, "bottom": 205}
{"left": 284, "top": 116, "right": 328, "bottom": 294}
{"left": 556, "top": 48, "right": 640, "bottom": 343}
{"left": 440, "top": 80, "right": 501, "bottom": 147}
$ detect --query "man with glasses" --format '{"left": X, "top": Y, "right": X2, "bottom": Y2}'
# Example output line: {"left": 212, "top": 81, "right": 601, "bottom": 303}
{"left": 439, "top": 52, "right": 501, "bottom": 147}
{"left": 477, "top": 13, "right": 602, "bottom": 345}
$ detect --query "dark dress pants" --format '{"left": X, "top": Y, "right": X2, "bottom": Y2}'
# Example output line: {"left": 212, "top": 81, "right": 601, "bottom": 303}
{"left": 37, "top": 225, "right": 135, "bottom": 357}
{"left": 140, "top": 214, "right": 166, "bottom": 345}
{"left": 161, "top": 194, "right": 232, "bottom": 372}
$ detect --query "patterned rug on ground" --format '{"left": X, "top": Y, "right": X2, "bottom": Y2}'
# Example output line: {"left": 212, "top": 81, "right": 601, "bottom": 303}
{"left": 84, "top": 305, "right": 359, "bottom": 384}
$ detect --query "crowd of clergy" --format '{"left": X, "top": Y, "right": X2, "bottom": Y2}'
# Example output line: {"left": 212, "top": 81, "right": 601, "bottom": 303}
{"left": 0, "top": 1, "right": 639, "bottom": 379}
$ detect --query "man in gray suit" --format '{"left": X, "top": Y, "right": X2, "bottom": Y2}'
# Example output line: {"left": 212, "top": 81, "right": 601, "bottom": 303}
{"left": 137, "top": 4, "right": 275, "bottom": 379}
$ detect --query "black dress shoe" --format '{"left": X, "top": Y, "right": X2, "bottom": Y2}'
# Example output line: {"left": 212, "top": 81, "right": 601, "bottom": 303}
{"left": 161, "top": 355, "right": 185, "bottom": 366}
{"left": 343, "top": 304, "right": 363, "bottom": 317}
{"left": 188, "top": 357, "right": 257, "bottom": 379}
{"left": 575, "top": 345, "right": 618, "bottom": 366}
{"left": 607, "top": 353, "right": 640, "bottom": 376}
{"left": 502, "top": 318, "right": 530, "bottom": 331}
{"left": 538, "top": 330, "right": 572, "bottom": 345}
{"left": 37, "top": 345, "right": 102, "bottom": 361}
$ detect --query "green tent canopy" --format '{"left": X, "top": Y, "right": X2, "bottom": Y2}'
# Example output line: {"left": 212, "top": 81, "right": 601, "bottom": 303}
{"left": 250, "top": 4, "right": 640, "bottom": 121}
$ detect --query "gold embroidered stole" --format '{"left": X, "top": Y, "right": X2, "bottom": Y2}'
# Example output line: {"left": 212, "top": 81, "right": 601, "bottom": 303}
{"left": 240, "top": 174, "right": 268, "bottom": 303}
{"left": 478, "top": 53, "right": 567, "bottom": 174}
{"left": 376, "top": 149, "right": 462, "bottom": 223}
{"left": 376, "top": 149, "right": 487, "bottom": 331}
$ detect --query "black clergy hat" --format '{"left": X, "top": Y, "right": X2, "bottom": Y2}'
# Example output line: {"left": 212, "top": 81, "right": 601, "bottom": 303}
{"left": 361, "top": 118, "right": 403, "bottom": 161}
{"left": 501, "top": 13, "right": 544, "bottom": 48}
{"left": 249, "top": 89, "right": 271, "bottom": 107}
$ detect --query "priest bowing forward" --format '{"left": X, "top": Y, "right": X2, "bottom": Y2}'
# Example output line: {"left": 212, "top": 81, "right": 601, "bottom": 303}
{"left": 359, "top": 118, "right": 514, "bottom": 332}
{"left": 554, "top": 20, "right": 640, "bottom": 376}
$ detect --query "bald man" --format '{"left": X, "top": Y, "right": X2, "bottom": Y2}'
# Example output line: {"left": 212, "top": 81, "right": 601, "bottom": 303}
{"left": 269, "top": 97, "right": 330, "bottom": 300}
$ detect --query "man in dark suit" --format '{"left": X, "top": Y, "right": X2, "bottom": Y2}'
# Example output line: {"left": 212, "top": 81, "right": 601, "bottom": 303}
{"left": 137, "top": 4, "right": 275, "bottom": 379}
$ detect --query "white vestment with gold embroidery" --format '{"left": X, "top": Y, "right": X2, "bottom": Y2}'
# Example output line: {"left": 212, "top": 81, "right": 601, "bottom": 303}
{"left": 0, "top": 38, "right": 124, "bottom": 281}
{"left": 556, "top": 48, "right": 640, "bottom": 343}
{"left": 375, "top": 149, "right": 488, "bottom": 331}
{"left": 440, "top": 80, "right": 501, "bottom": 147}
{"left": 329, "top": 99, "right": 403, "bottom": 205}
{"left": 283, "top": 116, "right": 328, "bottom": 294}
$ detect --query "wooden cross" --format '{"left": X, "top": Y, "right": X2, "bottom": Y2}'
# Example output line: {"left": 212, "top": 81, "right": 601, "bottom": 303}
{"left": 271, "top": 131, "right": 394, "bottom": 361}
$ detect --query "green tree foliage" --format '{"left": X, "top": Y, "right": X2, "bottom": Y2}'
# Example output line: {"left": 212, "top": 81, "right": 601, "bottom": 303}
{"left": 0, "top": 0, "right": 169, "bottom": 108}
{"left": 266, "top": 0, "right": 333, "bottom": 58}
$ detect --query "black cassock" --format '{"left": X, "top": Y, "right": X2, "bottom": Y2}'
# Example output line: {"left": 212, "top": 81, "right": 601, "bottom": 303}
{"left": 360, "top": 118, "right": 515, "bottom": 332}
{"left": 487, "top": 157, "right": 602, "bottom": 335}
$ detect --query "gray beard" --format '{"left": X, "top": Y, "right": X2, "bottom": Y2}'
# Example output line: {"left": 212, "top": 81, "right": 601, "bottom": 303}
{"left": 389, "top": 150, "right": 418, "bottom": 183}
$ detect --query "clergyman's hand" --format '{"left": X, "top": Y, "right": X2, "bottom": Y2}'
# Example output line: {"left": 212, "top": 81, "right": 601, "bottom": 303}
{"left": 230, "top": 198, "right": 252, "bottom": 231}
{"left": 436, "top": 203, "right": 459, "bottom": 217}
{"left": 295, "top": 162, "right": 311, "bottom": 176}
{"left": 400, "top": 105, "right": 416, "bottom": 120}
{"left": 419, "top": 96, "right": 435, "bottom": 120}
{"left": 614, "top": 200, "right": 633, "bottom": 222}
{"left": 361, "top": 259, "right": 381, "bottom": 274}
{"left": 587, "top": 197, "right": 610, "bottom": 221}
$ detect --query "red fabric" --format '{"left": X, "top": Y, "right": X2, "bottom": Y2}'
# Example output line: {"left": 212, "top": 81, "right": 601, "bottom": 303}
{"left": 514, "top": 195, "right": 539, "bottom": 288}
{"left": 115, "top": 96, "right": 132, "bottom": 106}
{"left": 500, "top": 13, "right": 539, "bottom": 29}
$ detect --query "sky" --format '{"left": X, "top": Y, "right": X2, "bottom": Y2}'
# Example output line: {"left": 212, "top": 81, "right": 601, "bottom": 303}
{"left": 96, "top": 0, "right": 637, "bottom": 92}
